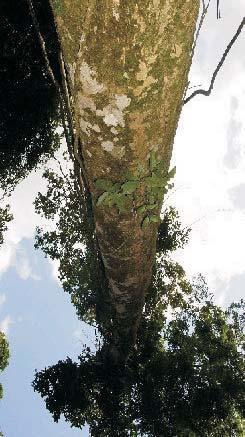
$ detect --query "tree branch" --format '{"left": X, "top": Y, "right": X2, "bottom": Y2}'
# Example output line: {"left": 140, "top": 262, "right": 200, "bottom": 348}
{"left": 192, "top": 0, "right": 211, "bottom": 62}
{"left": 26, "top": 0, "right": 75, "bottom": 151}
{"left": 183, "top": 0, "right": 211, "bottom": 102}
{"left": 184, "top": 17, "right": 245, "bottom": 105}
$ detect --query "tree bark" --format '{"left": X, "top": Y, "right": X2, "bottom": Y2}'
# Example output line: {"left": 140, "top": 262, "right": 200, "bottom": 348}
{"left": 50, "top": 0, "right": 199, "bottom": 363}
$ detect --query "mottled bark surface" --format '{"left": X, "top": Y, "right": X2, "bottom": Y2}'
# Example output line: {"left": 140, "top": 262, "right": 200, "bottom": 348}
{"left": 51, "top": 0, "right": 199, "bottom": 362}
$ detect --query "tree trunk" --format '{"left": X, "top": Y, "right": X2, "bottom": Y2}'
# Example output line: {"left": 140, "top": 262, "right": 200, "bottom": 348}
{"left": 50, "top": 0, "right": 199, "bottom": 363}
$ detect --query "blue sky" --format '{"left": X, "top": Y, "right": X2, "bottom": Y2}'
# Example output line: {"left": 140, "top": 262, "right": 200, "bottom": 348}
{"left": 0, "top": 239, "right": 88, "bottom": 436}
{"left": 1, "top": 1, "right": 245, "bottom": 436}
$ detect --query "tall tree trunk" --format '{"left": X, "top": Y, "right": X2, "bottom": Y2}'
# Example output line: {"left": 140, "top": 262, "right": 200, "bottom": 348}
{"left": 50, "top": 0, "right": 199, "bottom": 363}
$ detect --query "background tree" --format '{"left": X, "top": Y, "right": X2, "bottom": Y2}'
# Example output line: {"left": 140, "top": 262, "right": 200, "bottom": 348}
{"left": 0, "top": 332, "right": 10, "bottom": 400}
{"left": 33, "top": 185, "right": 245, "bottom": 435}
{"left": 0, "top": 205, "right": 13, "bottom": 247}
{"left": 0, "top": 0, "right": 61, "bottom": 192}
{"left": 33, "top": 273, "right": 245, "bottom": 436}
{"left": 34, "top": 152, "right": 111, "bottom": 330}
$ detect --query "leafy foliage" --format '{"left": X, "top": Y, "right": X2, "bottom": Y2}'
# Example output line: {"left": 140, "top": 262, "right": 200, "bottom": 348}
{"left": 0, "top": 0, "right": 61, "bottom": 192}
{"left": 34, "top": 154, "right": 111, "bottom": 327}
{"left": 0, "top": 204, "right": 13, "bottom": 246}
{"left": 33, "top": 274, "right": 245, "bottom": 436}
{"left": 157, "top": 206, "right": 191, "bottom": 253}
{"left": 33, "top": 176, "right": 245, "bottom": 435}
{"left": 34, "top": 160, "right": 95, "bottom": 324}
{"left": 0, "top": 332, "right": 10, "bottom": 400}
{"left": 34, "top": 155, "right": 184, "bottom": 327}
{"left": 95, "top": 152, "right": 176, "bottom": 226}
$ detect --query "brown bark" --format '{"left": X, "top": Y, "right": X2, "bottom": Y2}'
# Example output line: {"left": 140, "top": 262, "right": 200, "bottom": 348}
{"left": 50, "top": 0, "right": 200, "bottom": 363}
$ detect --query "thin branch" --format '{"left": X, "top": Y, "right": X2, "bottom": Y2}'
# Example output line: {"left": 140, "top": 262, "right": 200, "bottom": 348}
{"left": 192, "top": 0, "right": 211, "bottom": 61}
{"left": 26, "top": 0, "right": 58, "bottom": 91}
{"left": 183, "top": 0, "right": 211, "bottom": 102}
{"left": 217, "top": 0, "right": 221, "bottom": 20}
{"left": 184, "top": 17, "right": 245, "bottom": 105}
{"left": 26, "top": 0, "right": 74, "bottom": 156}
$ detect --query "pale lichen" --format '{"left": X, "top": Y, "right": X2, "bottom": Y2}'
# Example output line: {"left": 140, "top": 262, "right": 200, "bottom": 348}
{"left": 79, "top": 62, "right": 106, "bottom": 95}
{"left": 101, "top": 141, "right": 114, "bottom": 152}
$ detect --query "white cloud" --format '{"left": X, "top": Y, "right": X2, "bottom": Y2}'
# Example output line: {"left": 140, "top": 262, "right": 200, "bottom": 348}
{"left": 0, "top": 241, "right": 16, "bottom": 276}
{"left": 0, "top": 239, "right": 41, "bottom": 281}
{"left": 0, "top": 169, "right": 47, "bottom": 277}
{"left": 0, "top": 294, "right": 6, "bottom": 308}
{"left": 168, "top": 0, "right": 245, "bottom": 304}
{"left": 50, "top": 259, "right": 61, "bottom": 284}
{"left": 0, "top": 141, "right": 68, "bottom": 278}
{"left": 15, "top": 254, "right": 40, "bottom": 281}
{"left": 0, "top": 315, "right": 13, "bottom": 334}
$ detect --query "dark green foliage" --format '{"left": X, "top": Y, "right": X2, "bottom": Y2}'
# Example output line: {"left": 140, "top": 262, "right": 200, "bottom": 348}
{"left": 95, "top": 153, "right": 176, "bottom": 226}
{"left": 32, "top": 295, "right": 244, "bottom": 436}
{"left": 0, "top": 0, "right": 61, "bottom": 191}
{"left": 33, "top": 161, "right": 244, "bottom": 435}
{"left": 33, "top": 267, "right": 245, "bottom": 435}
{"left": 34, "top": 155, "right": 110, "bottom": 326}
{"left": 133, "top": 288, "right": 245, "bottom": 436}
{"left": 34, "top": 157, "right": 188, "bottom": 327}
{"left": 0, "top": 332, "right": 10, "bottom": 400}
{"left": 157, "top": 206, "right": 191, "bottom": 253}
{"left": 0, "top": 204, "right": 13, "bottom": 245}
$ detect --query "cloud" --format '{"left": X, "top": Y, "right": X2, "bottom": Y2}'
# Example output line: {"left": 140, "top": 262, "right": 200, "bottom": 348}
{"left": 168, "top": 0, "right": 245, "bottom": 304}
{"left": 214, "top": 271, "right": 245, "bottom": 306}
{"left": 49, "top": 258, "right": 61, "bottom": 284}
{"left": 0, "top": 241, "right": 16, "bottom": 276}
{"left": 0, "top": 168, "right": 47, "bottom": 277}
{"left": 0, "top": 143, "right": 68, "bottom": 279}
{"left": 191, "top": 0, "right": 245, "bottom": 86}
{"left": 0, "top": 315, "right": 12, "bottom": 334}
{"left": 228, "top": 183, "right": 245, "bottom": 209}
{"left": 223, "top": 97, "right": 243, "bottom": 169}
{"left": 15, "top": 254, "right": 40, "bottom": 281}
{"left": 0, "top": 294, "right": 6, "bottom": 308}
{"left": 0, "top": 240, "right": 40, "bottom": 281}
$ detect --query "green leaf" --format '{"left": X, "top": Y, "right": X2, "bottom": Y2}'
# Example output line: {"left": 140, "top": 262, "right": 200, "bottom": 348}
{"left": 109, "top": 182, "right": 121, "bottom": 193}
{"left": 95, "top": 179, "right": 113, "bottom": 191}
{"left": 136, "top": 163, "right": 145, "bottom": 178}
{"left": 97, "top": 192, "right": 109, "bottom": 206}
{"left": 149, "top": 214, "right": 159, "bottom": 223}
{"left": 146, "top": 204, "right": 157, "bottom": 211}
{"left": 145, "top": 174, "right": 166, "bottom": 188}
{"left": 121, "top": 180, "right": 139, "bottom": 194}
{"left": 167, "top": 166, "right": 176, "bottom": 180}
{"left": 137, "top": 205, "right": 147, "bottom": 215}
{"left": 103, "top": 194, "right": 114, "bottom": 206}
{"left": 151, "top": 187, "right": 160, "bottom": 195}
{"left": 142, "top": 216, "right": 150, "bottom": 228}
{"left": 148, "top": 195, "right": 156, "bottom": 204}
{"left": 125, "top": 170, "right": 138, "bottom": 181}
{"left": 115, "top": 194, "right": 128, "bottom": 213}
{"left": 156, "top": 160, "right": 165, "bottom": 172}
{"left": 150, "top": 151, "right": 158, "bottom": 171}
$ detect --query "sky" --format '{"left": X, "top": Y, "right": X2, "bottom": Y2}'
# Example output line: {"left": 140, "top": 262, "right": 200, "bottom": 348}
{"left": 0, "top": 1, "right": 245, "bottom": 436}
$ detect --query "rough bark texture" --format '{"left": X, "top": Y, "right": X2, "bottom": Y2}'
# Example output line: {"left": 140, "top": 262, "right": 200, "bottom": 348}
{"left": 50, "top": 0, "right": 199, "bottom": 363}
